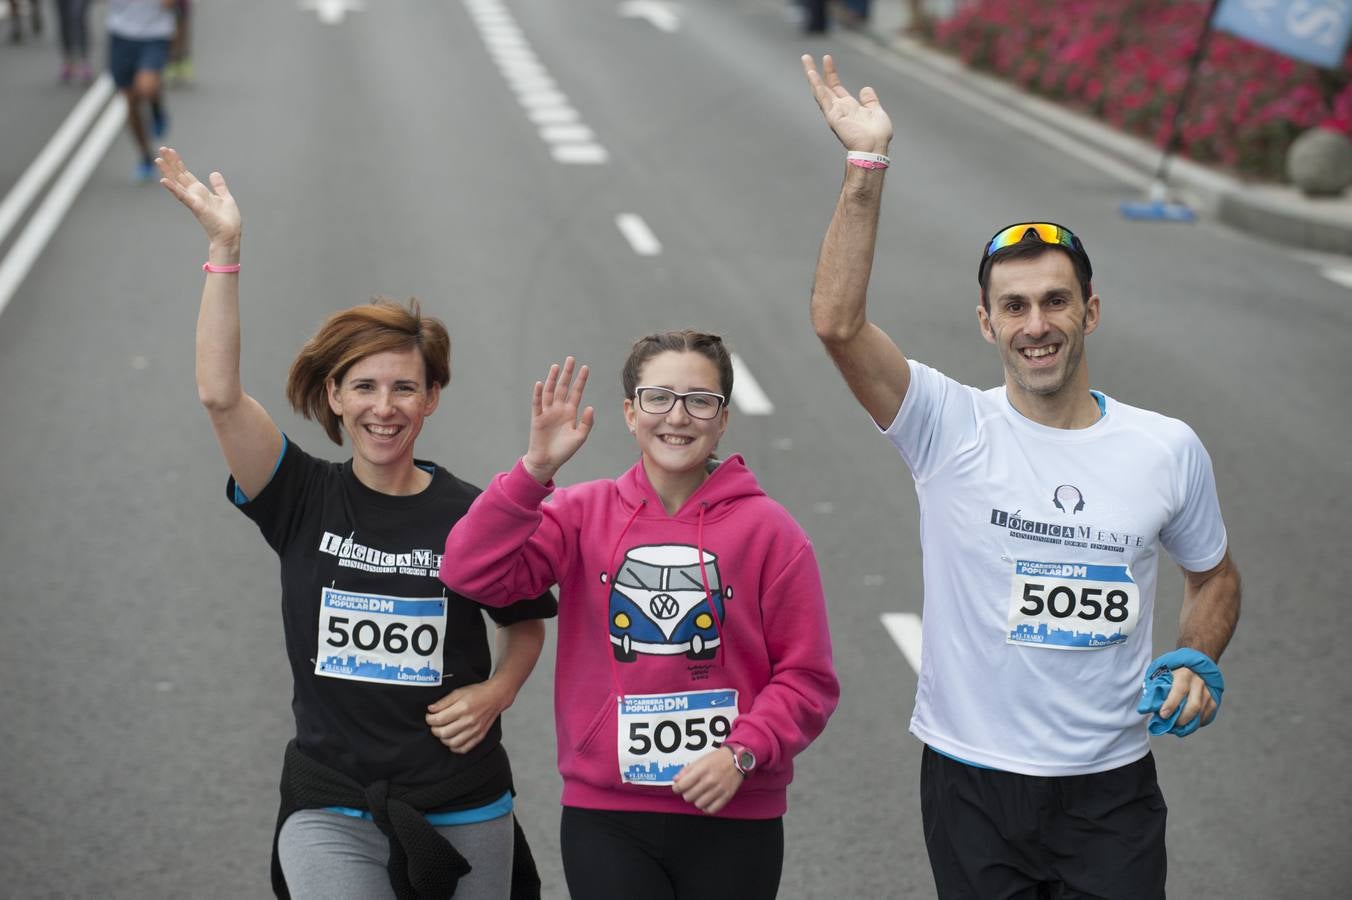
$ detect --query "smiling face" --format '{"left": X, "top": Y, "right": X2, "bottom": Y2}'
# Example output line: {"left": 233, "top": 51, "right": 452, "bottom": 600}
{"left": 326, "top": 347, "right": 440, "bottom": 486}
{"left": 624, "top": 350, "right": 729, "bottom": 488}
{"left": 978, "top": 250, "right": 1099, "bottom": 403}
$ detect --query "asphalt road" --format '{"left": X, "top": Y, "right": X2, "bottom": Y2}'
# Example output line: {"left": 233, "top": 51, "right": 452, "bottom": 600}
{"left": 2, "top": 0, "right": 1350, "bottom": 897}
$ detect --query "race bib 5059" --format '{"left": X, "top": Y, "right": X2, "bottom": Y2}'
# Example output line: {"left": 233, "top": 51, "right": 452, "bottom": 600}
{"left": 617, "top": 689, "right": 738, "bottom": 785}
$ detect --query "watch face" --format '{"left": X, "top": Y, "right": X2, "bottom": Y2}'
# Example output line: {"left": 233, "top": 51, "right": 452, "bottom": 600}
{"left": 736, "top": 748, "right": 755, "bottom": 772}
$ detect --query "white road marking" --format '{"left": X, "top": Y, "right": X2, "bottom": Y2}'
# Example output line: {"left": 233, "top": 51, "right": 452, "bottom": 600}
{"left": 0, "top": 98, "right": 126, "bottom": 320}
{"left": 539, "top": 124, "right": 595, "bottom": 143}
{"left": 0, "top": 75, "right": 114, "bottom": 251}
{"left": 299, "top": 0, "right": 364, "bottom": 25}
{"left": 616, "top": 213, "right": 662, "bottom": 256}
{"left": 618, "top": 0, "right": 682, "bottom": 32}
{"left": 465, "top": 0, "right": 608, "bottom": 164}
{"left": 1321, "top": 268, "right": 1352, "bottom": 290}
{"left": 881, "top": 612, "right": 923, "bottom": 674}
{"left": 553, "top": 144, "right": 610, "bottom": 164}
{"left": 729, "top": 353, "right": 774, "bottom": 415}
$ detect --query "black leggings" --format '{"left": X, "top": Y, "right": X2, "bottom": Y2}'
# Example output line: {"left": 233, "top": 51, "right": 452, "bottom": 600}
{"left": 560, "top": 806, "right": 784, "bottom": 900}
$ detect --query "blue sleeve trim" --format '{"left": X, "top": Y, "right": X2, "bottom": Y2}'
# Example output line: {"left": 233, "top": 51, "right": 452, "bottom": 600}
{"left": 929, "top": 745, "right": 1001, "bottom": 771}
{"left": 232, "top": 434, "right": 289, "bottom": 506}
{"left": 322, "top": 790, "right": 514, "bottom": 826}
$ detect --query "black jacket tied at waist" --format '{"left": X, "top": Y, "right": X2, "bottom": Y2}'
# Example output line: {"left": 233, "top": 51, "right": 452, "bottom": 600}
{"left": 270, "top": 739, "right": 540, "bottom": 899}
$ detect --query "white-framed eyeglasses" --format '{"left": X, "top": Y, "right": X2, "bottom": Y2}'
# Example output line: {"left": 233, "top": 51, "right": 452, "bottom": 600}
{"left": 633, "top": 386, "right": 727, "bottom": 420}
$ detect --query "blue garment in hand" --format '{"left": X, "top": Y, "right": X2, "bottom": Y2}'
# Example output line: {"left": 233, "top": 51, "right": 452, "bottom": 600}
{"left": 1137, "top": 648, "right": 1224, "bottom": 738}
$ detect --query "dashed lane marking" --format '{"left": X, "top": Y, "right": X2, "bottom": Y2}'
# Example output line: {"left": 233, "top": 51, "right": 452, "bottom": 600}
{"left": 729, "top": 353, "right": 773, "bottom": 415}
{"left": 615, "top": 213, "right": 662, "bottom": 256}
{"left": 881, "top": 612, "right": 923, "bottom": 674}
{"left": 465, "top": 0, "right": 608, "bottom": 164}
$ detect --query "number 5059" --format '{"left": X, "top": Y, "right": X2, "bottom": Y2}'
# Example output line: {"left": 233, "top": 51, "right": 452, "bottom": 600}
{"left": 627, "top": 715, "right": 732, "bottom": 755}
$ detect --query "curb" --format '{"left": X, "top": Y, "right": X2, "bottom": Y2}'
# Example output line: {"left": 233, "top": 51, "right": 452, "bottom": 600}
{"left": 863, "top": 28, "right": 1352, "bottom": 256}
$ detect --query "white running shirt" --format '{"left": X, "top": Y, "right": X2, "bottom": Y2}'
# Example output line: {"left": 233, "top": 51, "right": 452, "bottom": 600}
{"left": 886, "top": 361, "right": 1227, "bottom": 776}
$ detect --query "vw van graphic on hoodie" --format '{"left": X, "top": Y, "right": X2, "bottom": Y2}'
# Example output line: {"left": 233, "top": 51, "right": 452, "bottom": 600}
{"left": 605, "top": 544, "right": 731, "bottom": 662}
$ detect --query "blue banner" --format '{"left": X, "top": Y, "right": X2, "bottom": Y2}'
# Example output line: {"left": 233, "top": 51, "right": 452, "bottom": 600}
{"left": 1213, "top": 0, "right": 1352, "bottom": 69}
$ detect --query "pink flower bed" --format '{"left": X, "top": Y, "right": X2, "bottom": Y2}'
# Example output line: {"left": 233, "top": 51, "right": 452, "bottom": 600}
{"left": 927, "top": 0, "right": 1352, "bottom": 180}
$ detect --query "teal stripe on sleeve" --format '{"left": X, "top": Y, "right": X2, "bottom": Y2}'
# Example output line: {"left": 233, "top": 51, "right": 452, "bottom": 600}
{"left": 232, "top": 434, "right": 289, "bottom": 506}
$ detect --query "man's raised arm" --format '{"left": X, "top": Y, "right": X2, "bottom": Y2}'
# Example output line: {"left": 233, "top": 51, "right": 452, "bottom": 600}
{"left": 803, "top": 54, "right": 910, "bottom": 430}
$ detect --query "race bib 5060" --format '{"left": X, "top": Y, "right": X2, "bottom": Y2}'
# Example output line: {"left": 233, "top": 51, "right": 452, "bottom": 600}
{"left": 1006, "top": 560, "right": 1140, "bottom": 650}
{"left": 315, "top": 587, "right": 447, "bottom": 685}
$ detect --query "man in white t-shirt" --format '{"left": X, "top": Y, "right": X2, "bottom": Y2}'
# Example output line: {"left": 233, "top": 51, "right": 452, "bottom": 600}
{"left": 802, "top": 55, "right": 1241, "bottom": 899}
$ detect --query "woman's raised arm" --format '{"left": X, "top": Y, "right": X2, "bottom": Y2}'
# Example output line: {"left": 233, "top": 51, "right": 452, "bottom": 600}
{"left": 158, "top": 147, "right": 283, "bottom": 498}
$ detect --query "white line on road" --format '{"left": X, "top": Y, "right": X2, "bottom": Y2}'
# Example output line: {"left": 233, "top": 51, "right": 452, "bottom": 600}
{"left": 618, "top": 0, "right": 682, "bottom": 32}
{"left": 729, "top": 353, "right": 774, "bottom": 415}
{"left": 881, "top": 612, "right": 923, "bottom": 674}
{"left": 0, "top": 74, "right": 114, "bottom": 250}
{"left": 0, "top": 97, "right": 127, "bottom": 320}
{"left": 465, "top": 0, "right": 608, "bottom": 164}
{"left": 1322, "top": 268, "right": 1352, "bottom": 290}
{"left": 299, "top": 0, "right": 365, "bottom": 25}
{"left": 615, "top": 213, "right": 662, "bottom": 256}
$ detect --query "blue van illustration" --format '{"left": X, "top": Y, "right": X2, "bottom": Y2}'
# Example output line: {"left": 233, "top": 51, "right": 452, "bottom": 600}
{"left": 602, "top": 544, "right": 732, "bottom": 662}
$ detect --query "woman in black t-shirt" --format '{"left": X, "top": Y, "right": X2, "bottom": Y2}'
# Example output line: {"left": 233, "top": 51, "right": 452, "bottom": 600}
{"left": 157, "top": 147, "right": 556, "bottom": 900}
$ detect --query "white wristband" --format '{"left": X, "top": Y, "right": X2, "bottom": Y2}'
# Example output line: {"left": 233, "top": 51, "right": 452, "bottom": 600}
{"left": 846, "top": 151, "right": 890, "bottom": 170}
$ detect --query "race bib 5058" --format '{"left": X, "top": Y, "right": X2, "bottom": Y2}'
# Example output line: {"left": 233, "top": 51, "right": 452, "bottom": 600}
{"left": 1006, "top": 560, "right": 1140, "bottom": 650}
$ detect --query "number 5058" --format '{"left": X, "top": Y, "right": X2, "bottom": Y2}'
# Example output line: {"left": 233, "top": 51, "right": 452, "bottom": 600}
{"left": 1019, "top": 583, "right": 1130, "bottom": 623}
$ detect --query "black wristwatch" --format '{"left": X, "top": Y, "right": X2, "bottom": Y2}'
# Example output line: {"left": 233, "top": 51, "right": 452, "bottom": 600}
{"left": 726, "top": 742, "right": 756, "bottom": 776}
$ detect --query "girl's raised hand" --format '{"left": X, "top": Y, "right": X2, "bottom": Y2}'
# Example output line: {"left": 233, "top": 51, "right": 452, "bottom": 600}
{"left": 155, "top": 146, "right": 242, "bottom": 247}
{"left": 522, "top": 357, "right": 594, "bottom": 485}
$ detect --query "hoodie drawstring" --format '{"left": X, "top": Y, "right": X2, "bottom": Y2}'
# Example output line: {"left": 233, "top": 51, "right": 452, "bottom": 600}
{"left": 605, "top": 499, "right": 647, "bottom": 704}
{"left": 695, "top": 502, "right": 726, "bottom": 669}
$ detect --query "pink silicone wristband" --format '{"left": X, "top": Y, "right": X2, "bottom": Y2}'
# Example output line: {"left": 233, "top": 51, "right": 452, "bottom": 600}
{"left": 202, "top": 262, "right": 241, "bottom": 273}
{"left": 847, "top": 158, "right": 889, "bottom": 170}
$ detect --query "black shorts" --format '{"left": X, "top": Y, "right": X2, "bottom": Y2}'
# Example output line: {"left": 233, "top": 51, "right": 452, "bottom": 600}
{"left": 560, "top": 806, "right": 783, "bottom": 900}
{"left": 921, "top": 746, "right": 1168, "bottom": 900}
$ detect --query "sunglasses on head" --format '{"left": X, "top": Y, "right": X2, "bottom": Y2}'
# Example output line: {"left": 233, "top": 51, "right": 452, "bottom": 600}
{"left": 978, "top": 222, "right": 1093, "bottom": 283}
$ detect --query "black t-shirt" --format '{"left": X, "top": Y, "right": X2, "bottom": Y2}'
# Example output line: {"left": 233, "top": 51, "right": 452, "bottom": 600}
{"left": 229, "top": 439, "right": 557, "bottom": 792}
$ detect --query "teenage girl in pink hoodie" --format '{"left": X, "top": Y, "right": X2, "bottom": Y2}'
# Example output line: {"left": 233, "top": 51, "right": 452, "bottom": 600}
{"left": 441, "top": 331, "right": 839, "bottom": 899}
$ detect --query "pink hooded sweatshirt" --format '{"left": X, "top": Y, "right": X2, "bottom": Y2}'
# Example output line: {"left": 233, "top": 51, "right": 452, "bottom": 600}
{"left": 441, "top": 454, "right": 838, "bottom": 819}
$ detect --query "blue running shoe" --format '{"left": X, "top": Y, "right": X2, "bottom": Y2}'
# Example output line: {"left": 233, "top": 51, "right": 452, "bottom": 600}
{"left": 135, "top": 159, "right": 157, "bottom": 182}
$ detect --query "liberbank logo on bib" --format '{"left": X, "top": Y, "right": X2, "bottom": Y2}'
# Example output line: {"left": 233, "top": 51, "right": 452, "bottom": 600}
{"left": 317, "top": 532, "right": 443, "bottom": 577}
{"left": 988, "top": 508, "right": 1146, "bottom": 553}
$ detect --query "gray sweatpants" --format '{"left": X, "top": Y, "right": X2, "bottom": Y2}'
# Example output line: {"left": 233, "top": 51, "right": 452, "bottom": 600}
{"left": 277, "top": 808, "right": 515, "bottom": 900}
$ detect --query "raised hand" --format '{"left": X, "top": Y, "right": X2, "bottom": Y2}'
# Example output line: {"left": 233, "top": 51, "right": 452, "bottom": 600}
{"left": 802, "top": 54, "right": 893, "bottom": 154}
{"left": 522, "top": 357, "right": 595, "bottom": 485}
{"left": 155, "top": 146, "right": 242, "bottom": 248}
